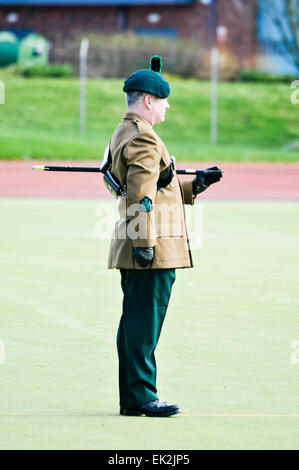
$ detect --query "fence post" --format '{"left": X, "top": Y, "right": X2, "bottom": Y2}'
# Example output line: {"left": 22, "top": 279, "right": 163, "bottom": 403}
{"left": 210, "top": 47, "right": 219, "bottom": 145}
{"left": 79, "top": 38, "right": 89, "bottom": 133}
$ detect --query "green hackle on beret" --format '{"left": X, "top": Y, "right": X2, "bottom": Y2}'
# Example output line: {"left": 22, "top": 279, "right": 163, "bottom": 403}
{"left": 150, "top": 55, "right": 162, "bottom": 73}
{"left": 123, "top": 55, "right": 170, "bottom": 99}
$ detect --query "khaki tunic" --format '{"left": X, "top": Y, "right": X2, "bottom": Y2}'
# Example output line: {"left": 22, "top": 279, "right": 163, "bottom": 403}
{"left": 107, "top": 112, "right": 194, "bottom": 270}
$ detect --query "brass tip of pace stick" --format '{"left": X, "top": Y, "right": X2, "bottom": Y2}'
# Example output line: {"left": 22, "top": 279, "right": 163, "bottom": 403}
{"left": 32, "top": 165, "right": 45, "bottom": 170}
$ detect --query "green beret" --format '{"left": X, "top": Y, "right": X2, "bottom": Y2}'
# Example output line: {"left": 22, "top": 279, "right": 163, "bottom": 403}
{"left": 123, "top": 56, "right": 170, "bottom": 99}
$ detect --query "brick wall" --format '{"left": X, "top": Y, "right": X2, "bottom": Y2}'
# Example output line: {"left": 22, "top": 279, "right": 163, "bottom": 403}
{"left": 0, "top": 6, "right": 119, "bottom": 43}
{"left": 0, "top": 1, "right": 257, "bottom": 71}
{"left": 217, "top": 0, "right": 258, "bottom": 65}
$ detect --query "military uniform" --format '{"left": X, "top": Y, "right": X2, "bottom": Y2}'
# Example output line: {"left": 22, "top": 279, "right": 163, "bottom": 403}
{"left": 105, "top": 57, "right": 222, "bottom": 415}
{"left": 107, "top": 107, "right": 196, "bottom": 410}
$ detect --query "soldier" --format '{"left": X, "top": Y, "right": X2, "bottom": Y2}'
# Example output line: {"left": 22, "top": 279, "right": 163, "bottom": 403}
{"left": 106, "top": 56, "right": 222, "bottom": 417}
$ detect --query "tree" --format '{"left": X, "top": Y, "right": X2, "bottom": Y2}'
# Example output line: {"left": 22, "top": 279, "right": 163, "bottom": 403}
{"left": 262, "top": 0, "right": 299, "bottom": 70}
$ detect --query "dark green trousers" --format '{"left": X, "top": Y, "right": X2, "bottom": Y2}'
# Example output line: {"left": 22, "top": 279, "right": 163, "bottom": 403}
{"left": 117, "top": 268, "right": 176, "bottom": 408}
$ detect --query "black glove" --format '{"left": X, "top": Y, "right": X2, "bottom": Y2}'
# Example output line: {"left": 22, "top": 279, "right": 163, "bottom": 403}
{"left": 193, "top": 166, "right": 223, "bottom": 195}
{"left": 133, "top": 247, "right": 154, "bottom": 268}
{"left": 204, "top": 166, "right": 223, "bottom": 185}
{"left": 157, "top": 157, "right": 175, "bottom": 191}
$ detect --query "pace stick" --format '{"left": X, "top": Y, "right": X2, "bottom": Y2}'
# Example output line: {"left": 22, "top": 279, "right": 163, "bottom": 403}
{"left": 32, "top": 165, "right": 222, "bottom": 176}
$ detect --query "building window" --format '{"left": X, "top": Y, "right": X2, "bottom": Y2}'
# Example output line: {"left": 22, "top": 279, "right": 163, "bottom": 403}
{"left": 135, "top": 28, "right": 177, "bottom": 38}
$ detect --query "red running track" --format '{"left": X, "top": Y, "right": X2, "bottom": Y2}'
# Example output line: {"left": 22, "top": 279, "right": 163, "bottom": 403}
{"left": 0, "top": 161, "right": 299, "bottom": 200}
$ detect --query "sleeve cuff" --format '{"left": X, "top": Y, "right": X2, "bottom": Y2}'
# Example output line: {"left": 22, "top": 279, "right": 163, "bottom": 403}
{"left": 179, "top": 180, "right": 195, "bottom": 205}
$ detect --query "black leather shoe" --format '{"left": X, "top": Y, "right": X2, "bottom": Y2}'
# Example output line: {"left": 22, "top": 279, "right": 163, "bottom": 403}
{"left": 120, "top": 400, "right": 181, "bottom": 417}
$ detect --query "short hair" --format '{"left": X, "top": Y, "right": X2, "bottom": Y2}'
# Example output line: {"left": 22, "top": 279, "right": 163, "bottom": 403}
{"left": 125, "top": 90, "right": 156, "bottom": 107}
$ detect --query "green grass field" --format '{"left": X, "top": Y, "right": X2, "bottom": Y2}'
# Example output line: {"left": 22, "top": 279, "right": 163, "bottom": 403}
{"left": 0, "top": 198, "right": 299, "bottom": 450}
{"left": 0, "top": 75, "right": 298, "bottom": 162}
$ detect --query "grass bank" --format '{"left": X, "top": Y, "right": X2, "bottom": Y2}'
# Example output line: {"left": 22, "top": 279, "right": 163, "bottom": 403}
{"left": 0, "top": 75, "right": 298, "bottom": 161}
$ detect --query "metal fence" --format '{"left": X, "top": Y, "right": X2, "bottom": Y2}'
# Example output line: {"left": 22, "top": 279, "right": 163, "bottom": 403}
{"left": 50, "top": 44, "right": 208, "bottom": 79}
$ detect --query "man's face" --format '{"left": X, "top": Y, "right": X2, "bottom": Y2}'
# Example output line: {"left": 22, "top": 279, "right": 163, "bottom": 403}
{"left": 151, "top": 97, "right": 170, "bottom": 125}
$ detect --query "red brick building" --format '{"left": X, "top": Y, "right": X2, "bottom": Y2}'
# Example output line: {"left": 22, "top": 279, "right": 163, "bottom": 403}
{"left": 0, "top": 1, "right": 258, "bottom": 74}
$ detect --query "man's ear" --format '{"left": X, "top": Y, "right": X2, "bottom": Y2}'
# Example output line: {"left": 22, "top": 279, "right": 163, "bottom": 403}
{"left": 144, "top": 94, "right": 152, "bottom": 110}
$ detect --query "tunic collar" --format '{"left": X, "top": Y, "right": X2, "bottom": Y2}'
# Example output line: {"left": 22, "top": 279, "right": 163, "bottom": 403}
{"left": 124, "top": 112, "right": 152, "bottom": 128}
